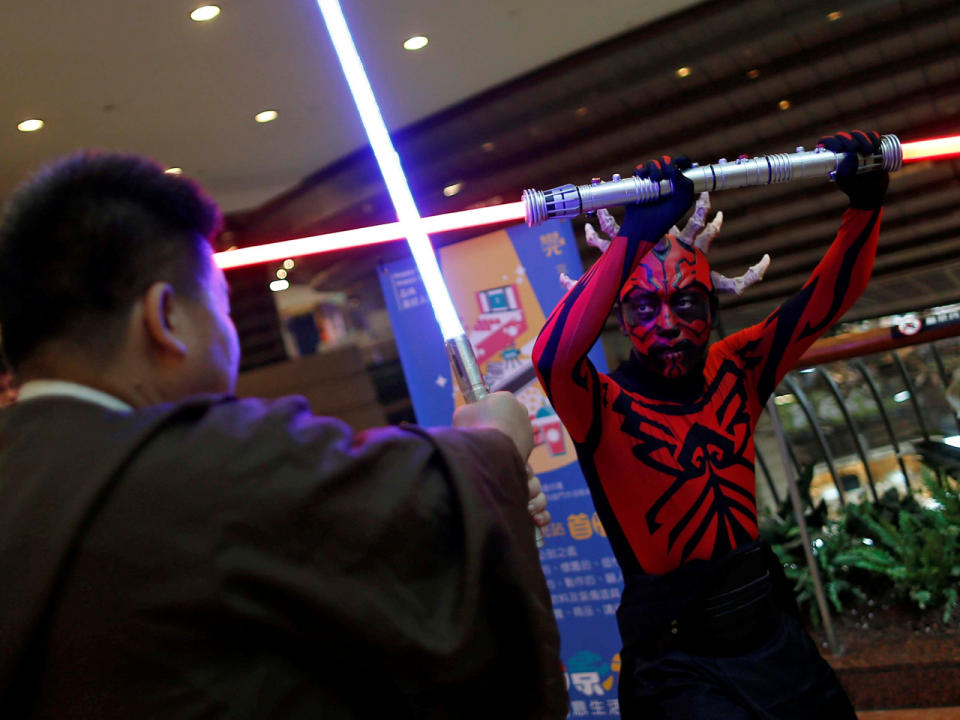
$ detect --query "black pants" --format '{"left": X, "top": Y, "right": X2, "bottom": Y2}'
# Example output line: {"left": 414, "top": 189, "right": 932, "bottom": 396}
{"left": 617, "top": 543, "right": 856, "bottom": 720}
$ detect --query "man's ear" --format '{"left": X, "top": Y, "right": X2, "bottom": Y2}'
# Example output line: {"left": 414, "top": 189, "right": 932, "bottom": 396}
{"left": 142, "top": 282, "right": 187, "bottom": 357}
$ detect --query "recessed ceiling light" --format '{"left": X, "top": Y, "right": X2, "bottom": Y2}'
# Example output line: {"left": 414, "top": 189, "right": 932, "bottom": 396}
{"left": 255, "top": 109, "right": 278, "bottom": 123}
{"left": 282, "top": 259, "right": 295, "bottom": 270}
{"left": 190, "top": 5, "right": 220, "bottom": 22}
{"left": 276, "top": 268, "right": 288, "bottom": 280}
{"left": 270, "top": 279, "right": 290, "bottom": 292}
{"left": 164, "top": 167, "right": 183, "bottom": 175}
{"left": 403, "top": 35, "right": 429, "bottom": 51}
{"left": 676, "top": 66, "right": 691, "bottom": 78}
{"left": 827, "top": 10, "right": 842, "bottom": 21}
{"left": 443, "top": 182, "right": 463, "bottom": 197}
{"left": 778, "top": 99, "right": 791, "bottom": 110}
{"left": 746, "top": 68, "right": 760, "bottom": 79}
{"left": 17, "top": 118, "right": 44, "bottom": 132}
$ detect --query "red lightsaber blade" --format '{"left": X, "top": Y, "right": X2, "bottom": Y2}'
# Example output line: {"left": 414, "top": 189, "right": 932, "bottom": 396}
{"left": 901, "top": 134, "right": 960, "bottom": 163}
{"left": 215, "top": 202, "right": 525, "bottom": 270}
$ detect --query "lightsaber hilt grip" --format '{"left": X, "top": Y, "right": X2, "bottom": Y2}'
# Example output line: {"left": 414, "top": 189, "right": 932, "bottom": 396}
{"left": 523, "top": 134, "right": 902, "bottom": 226}
{"left": 445, "top": 334, "right": 545, "bottom": 548}
{"left": 446, "top": 334, "right": 489, "bottom": 404}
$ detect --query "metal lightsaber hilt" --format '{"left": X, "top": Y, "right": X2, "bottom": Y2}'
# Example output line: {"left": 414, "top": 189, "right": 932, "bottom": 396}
{"left": 445, "top": 333, "right": 545, "bottom": 548}
{"left": 445, "top": 333, "right": 489, "bottom": 404}
{"left": 522, "top": 134, "right": 903, "bottom": 226}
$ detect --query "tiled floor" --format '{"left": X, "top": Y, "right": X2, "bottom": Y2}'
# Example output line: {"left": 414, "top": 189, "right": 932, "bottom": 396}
{"left": 858, "top": 708, "right": 960, "bottom": 719}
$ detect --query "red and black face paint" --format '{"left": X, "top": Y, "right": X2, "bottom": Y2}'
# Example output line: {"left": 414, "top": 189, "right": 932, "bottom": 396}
{"left": 618, "top": 236, "right": 714, "bottom": 378}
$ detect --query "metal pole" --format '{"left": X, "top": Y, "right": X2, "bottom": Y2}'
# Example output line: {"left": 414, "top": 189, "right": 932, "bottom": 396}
{"left": 891, "top": 349, "right": 940, "bottom": 485}
{"left": 783, "top": 376, "right": 846, "bottom": 507}
{"left": 853, "top": 359, "right": 912, "bottom": 491}
{"left": 928, "top": 342, "right": 960, "bottom": 435}
{"left": 754, "top": 444, "right": 781, "bottom": 507}
{"left": 891, "top": 351, "right": 930, "bottom": 441}
{"left": 816, "top": 368, "right": 879, "bottom": 503}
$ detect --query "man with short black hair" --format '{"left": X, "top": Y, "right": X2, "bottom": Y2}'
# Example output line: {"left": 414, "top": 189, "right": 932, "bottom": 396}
{"left": 0, "top": 152, "right": 567, "bottom": 719}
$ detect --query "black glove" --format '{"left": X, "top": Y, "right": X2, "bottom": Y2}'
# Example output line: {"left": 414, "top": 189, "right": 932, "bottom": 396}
{"left": 619, "top": 155, "right": 695, "bottom": 242}
{"left": 818, "top": 130, "right": 888, "bottom": 210}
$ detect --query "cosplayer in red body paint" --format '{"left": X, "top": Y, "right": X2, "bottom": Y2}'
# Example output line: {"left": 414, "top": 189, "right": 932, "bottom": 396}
{"left": 534, "top": 131, "right": 887, "bottom": 719}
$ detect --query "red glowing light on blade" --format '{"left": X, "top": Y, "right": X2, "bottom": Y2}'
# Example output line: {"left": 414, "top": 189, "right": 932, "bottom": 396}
{"left": 214, "top": 201, "right": 526, "bottom": 270}
{"left": 901, "top": 134, "right": 960, "bottom": 163}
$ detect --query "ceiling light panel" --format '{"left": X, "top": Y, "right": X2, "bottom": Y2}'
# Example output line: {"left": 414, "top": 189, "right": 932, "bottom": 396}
{"left": 190, "top": 6, "right": 220, "bottom": 22}
{"left": 403, "top": 35, "right": 428, "bottom": 51}
{"left": 17, "top": 118, "right": 44, "bottom": 132}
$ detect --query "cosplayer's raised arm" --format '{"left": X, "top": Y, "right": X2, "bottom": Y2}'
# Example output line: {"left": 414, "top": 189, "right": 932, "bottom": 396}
{"left": 532, "top": 158, "right": 694, "bottom": 441}
{"left": 727, "top": 130, "right": 888, "bottom": 405}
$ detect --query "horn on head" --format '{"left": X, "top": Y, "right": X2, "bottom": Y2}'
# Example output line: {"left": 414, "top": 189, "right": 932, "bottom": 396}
{"left": 711, "top": 254, "right": 770, "bottom": 295}
{"left": 677, "top": 192, "right": 712, "bottom": 247}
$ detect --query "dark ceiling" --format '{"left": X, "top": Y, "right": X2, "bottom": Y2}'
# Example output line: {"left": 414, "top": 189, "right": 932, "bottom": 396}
{"left": 225, "top": 0, "right": 960, "bottom": 336}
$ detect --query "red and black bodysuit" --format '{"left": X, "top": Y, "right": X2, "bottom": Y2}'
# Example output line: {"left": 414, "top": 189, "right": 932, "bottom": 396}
{"left": 532, "top": 204, "right": 882, "bottom": 578}
{"left": 536, "top": 135, "right": 884, "bottom": 718}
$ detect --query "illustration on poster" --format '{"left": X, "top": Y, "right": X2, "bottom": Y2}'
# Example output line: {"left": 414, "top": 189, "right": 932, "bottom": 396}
{"left": 563, "top": 650, "right": 622, "bottom": 716}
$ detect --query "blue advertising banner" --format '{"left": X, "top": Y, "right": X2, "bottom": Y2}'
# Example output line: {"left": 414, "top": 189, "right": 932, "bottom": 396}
{"left": 379, "top": 219, "right": 626, "bottom": 717}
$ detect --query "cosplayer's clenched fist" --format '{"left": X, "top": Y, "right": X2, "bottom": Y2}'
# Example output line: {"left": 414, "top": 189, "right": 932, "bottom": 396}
{"left": 618, "top": 155, "right": 695, "bottom": 243}
{"left": 818, "top": 130, "right": 888, "bottom": 209}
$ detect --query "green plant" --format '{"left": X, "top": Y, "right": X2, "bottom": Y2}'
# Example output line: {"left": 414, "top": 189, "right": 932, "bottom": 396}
{"left": 833, "top": 478, "right": 960, "bottom": 623}
{"left": 759, "top": 473, "right": 960, "bottom": 625}
{"left": 770, "top": 519, "right": 869, "bottom": 626}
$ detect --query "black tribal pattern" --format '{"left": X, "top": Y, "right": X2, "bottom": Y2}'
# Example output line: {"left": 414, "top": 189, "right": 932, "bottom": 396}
{"left": 533, "top": 207, "right": 881, "bottom": 574}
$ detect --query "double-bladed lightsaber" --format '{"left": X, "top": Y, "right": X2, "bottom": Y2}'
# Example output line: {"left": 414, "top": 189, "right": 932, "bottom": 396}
{"left": 523, "top": 134, "right": 908, "bottom": 224}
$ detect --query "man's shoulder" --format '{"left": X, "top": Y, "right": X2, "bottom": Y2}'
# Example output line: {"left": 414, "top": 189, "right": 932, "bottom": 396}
{"left": 147, "top": 395, "right": 461, "bottom": 479}
{"left": 97, "top": 395, "right": 372, "bottom": 523}
{"left": 0, "top": 393, "right": 346, "bottom": 478}
{"left": 152, "top": 393, "right": 356, "bottom": 458}
{"left": 188, "top": 393, "right": 327, "bottom": 430}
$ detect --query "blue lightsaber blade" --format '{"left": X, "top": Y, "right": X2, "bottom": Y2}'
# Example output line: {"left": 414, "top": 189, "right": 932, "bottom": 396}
{"left": 315, "top": 0, "right": 462, "bottom": 341}
{"left": 315, "top": 0, "right": 543, "bottom": 545}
